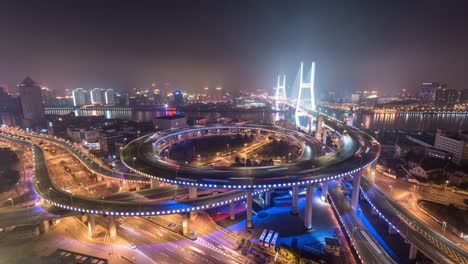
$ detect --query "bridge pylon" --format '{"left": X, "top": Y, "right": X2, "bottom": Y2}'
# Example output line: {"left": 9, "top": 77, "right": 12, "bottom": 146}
{"left": 294, "top": 62, "right": 316, "bottom": 128}
{"left": 274, "top": 74, "right": 286, "bottom": 110}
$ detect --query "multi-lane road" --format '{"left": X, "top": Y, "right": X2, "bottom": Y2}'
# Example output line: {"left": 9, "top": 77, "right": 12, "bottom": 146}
{"left": 361, "top": 177, "right": 468, "bottom": 264}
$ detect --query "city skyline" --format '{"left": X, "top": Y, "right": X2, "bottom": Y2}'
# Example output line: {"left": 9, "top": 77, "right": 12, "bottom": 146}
{"left": 0, "top": 1, "right": 468, "bottom": 97}
{"left": 1, "top": 2, "right": 468, "bottom": 264}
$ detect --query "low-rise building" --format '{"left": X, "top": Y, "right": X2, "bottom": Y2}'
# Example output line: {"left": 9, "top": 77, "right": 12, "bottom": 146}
{"left": 409, "top": 158, "right": 447, "bottom": 179}
{"left": 447, "top": 170, "right": 468, "bottom": 187}
{"left": 5, "top": 225, "right": 40, "bottom": 240}
{"left": 66, "top": 126, "right": 100, "bottom": 143}
{"left": 99, "top": 128, "right": 123, "bottom": 156}
{"left": 434, "top": 129, "right": 468, "bottom": 165}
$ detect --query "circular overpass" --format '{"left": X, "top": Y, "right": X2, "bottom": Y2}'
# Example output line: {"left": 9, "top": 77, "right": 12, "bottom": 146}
{"left": 0, "top": 119, "right": 380, "bottom": 216}
{"left": 121, "top": 124, "right": 380, "bottom": 189}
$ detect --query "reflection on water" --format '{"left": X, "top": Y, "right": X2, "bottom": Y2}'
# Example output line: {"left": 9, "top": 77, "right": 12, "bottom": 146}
{"left": 45, "top": 108, "right": 468, "bottom": 132}
{"left": 355, "top": 112, "right": 468, "bottom": 132}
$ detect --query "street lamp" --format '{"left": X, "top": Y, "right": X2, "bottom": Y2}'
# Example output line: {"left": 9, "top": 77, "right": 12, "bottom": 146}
{"left": 445, "top": 180, "right": 449, "bottom": 191}
{"left": 132, "top": 157, "right": 136, "bottom": 167}
{"left": 442, "top": 221, "right": 447, "bottom": 236}
{"left": 8, "top": 198, "right": 14, "bottom": 208}
{"left": 288, "top": 153, "right": 292, "bottom": 163}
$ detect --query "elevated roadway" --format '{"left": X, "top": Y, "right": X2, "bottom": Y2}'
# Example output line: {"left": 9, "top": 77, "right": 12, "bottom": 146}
{"left": 121, "top": 124, "right": 380, "bottom": 188}
{"left": 361, "top": 177, "right": 468, "bottom": 264}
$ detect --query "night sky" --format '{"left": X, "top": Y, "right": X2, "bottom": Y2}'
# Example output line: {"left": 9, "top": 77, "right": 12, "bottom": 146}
{"left": 0, "top": 0, "right": 467, "bottom": 97}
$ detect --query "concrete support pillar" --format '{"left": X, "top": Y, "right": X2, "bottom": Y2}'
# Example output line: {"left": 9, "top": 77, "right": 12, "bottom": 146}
{"left": 189, "top": 212, "right": 198, "bottom": 220}
{"left": 118, "top": 181, "right": 128, "bottom": 191}
{"left": 322, "top": 128, "right": 327, "bottom": 145}
{"left": 87, "top": 214, "right": 96, "bottom": 238}
{"left": 229, "top": 201, "right": 235, "bottom": 221}
{"left": 351, "top": 170, "right": 362, "bottom": 211}
{"left": 40, "top": 220, "right": 50, "bottom": 233}
{"left": 246, "top": 190, "right": 253, "bottom": 229}
{"left": 291, "top": 186, "right": 299, "bottom": 215}
{"left": 188, "top": 187, "right": 198, "bottom": 199}
{"left": 369, "top": 162, "right": 377, "bottom": 183}
{"left": 347, "top": 113, "right": 354, "bottom": 127}
{"left": 316, "top": 115, "right": 323, "bottom": 141}
{"left": 409, "top": 243, "right": 418, "bottom": 260}
{"left": 304, "top": 185, "right": 313, "bottom": 229}
{"left": 97, "top": 175, "right": 103, "bottom": 182}
{"left": 135, "top": 183, "right": 141, "bottom": 191}
{"left": 182, "top": 213, "right": 189, "bottom": 235}
{"left": 109, "top": 216, "right": 117, "bottom": 237}
{"left": 264, "top": 190, "right": 271, "bottom": 207}
{"left": 321, "top": 181, "right": 328, "bottom": 202}
{"left": 150, "top": 178, "right": 160, "bottom": 188}
{"left": 81, "top": 214, "right": 88, "bottom": 223}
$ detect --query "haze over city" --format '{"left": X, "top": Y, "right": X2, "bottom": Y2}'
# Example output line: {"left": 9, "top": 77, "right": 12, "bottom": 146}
{"left": 1, "top": 0, "right": 468, "bottom": 96}
{"left": 0, "top": 1, "right": 467, "bottom": 264}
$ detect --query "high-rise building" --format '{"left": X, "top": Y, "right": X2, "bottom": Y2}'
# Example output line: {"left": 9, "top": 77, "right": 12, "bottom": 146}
{"left": 99, "top": 128, "right": 123, "bottom": 155}
{"left": 18, "top": 77, "right": 46, "bottom": 128}
{"left": 447, "top": 89, "right": 459, "bottom": 105}
{"left": 459, "top": 89, "right": 468, "bottom": 103}
{"left": 435, "top": 87, "right": 458, "bottom": 106}
{"left": 216, "top": 86, "right": 223, "bottom": 100}
{"left": 41, "top": 86, "right": 57, "bottom": 106}
{"left": 0, "top": 87, "right": 21, "bottom": 126}
{"left": 435, "top": 86, "right": 448, "bottom": 106}
{"left": 420, "top": 83, "right": 443, "bottom": 104}
{"left": 104, "top": 89, "right": 115, "bottom": 105}
{"left": 90, "top": 88, "right": 103, "bottom": 104}
{"left": 399, "top": 88, "right": 409, "bottom": 98}
{"left": 434, "top": 129, "right": 468, "bottom": 165}
{"left": 152, "top": 89, "right": 163, "bottom": 105}
{"left": 72, "top": 88, "right": 86, "bottom": 106}
{"left": 173, "top": 90, "right": 184, "bottom": 106}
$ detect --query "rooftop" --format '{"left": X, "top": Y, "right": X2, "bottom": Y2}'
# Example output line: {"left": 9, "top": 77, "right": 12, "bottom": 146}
{"left": 18, "top": 76, "right": 39, "bottom": 87}
{"left": 419, "top": 157, "right": 448, "bottom": 171}
{"left": 437, "top": 129, "right": 468, "bottom": 141}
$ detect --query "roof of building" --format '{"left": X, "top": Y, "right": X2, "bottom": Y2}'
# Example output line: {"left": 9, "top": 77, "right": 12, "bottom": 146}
{"left": 419, "top": 157, "right": 448, "bottom": 171}
{"left": 438, "top": 129, "right": 468, "bottom": 141}
{"left": 408, "top": 133, "right": 435, "bottom": 146}
{"left": 325, "top": 237, "right": 340, "bottom": 247}
{"left": 19, "top": 76, "right": 39, "bottom": 87}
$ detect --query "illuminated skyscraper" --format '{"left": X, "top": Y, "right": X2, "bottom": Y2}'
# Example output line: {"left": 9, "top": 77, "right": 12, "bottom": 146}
{"left": 41, "top": 86, "right": 57, "bottom": 106}
{"left": 72, "top": 88, "right": 86, "bottom": 106}
{"left": 90, "top": 88, "right": 104, "bottom": 104}
{"left": 104, "top": 89, "right": 115, "bottom": 105}
{"left": 420, "top": 83, "right": 443, "bottom": 104}
{"left": 173, "top": 91, "right": 184, "bottom": 106}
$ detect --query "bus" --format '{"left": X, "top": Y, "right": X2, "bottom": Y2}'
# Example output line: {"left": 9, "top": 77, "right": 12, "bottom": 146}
{"left": 270, "top": 232, "right": 279, "bottom": 250}
{"left": 258, "top": 229, "right": 268, "bottom": 244}
{"left": 264, "top": 230, "right": 275, "bottom": 247}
